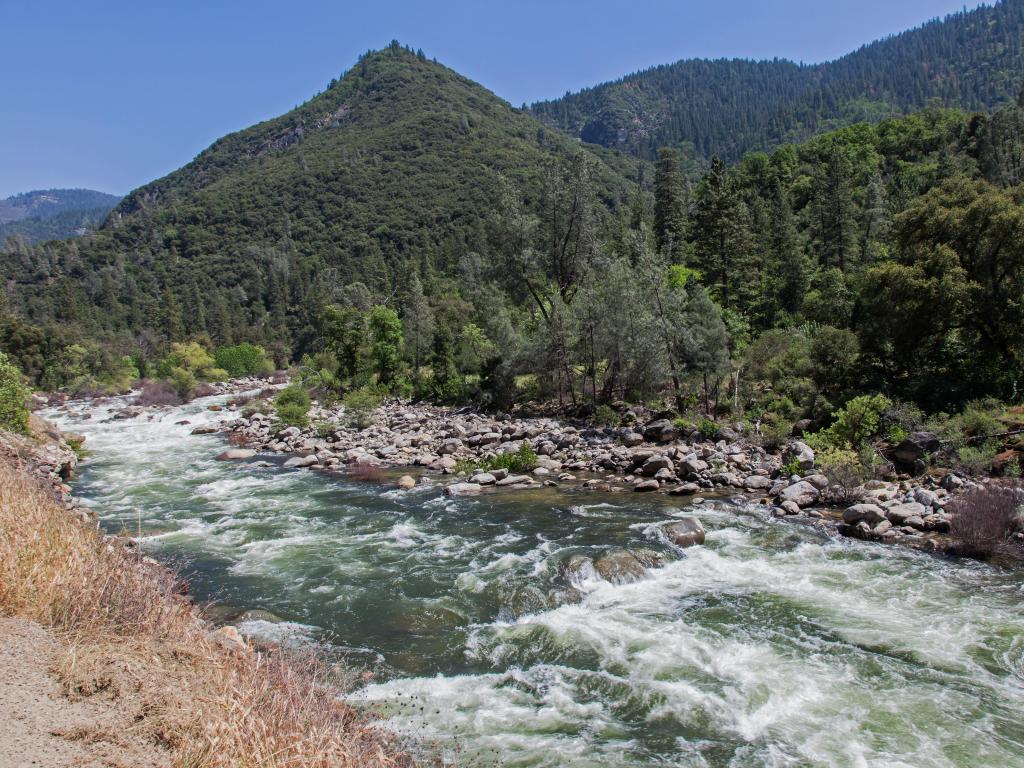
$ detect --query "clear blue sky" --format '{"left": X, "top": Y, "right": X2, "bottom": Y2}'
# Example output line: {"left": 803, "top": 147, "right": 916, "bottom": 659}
{"left": 1, "top": 0, "right": 986, "bottom": 197}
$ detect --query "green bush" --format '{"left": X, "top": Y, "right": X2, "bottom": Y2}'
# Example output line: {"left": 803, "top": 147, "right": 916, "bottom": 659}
{"left": 697, "top": 418, "right": 718, "bottom": 440}
{"left": 214, "top": 343, "right": 275, "bottom": 378}
{"left": 958, "top": 442, "right": 999, "bottom": 475}
{"left": 169, "top": 367, "right": 197, "bottom": 401}
{"left": 342, "top": 386, "right": 384, "bottom": 429}
{"left": 0, "top": 352, "right": 30, "bottom": 435}
{"left": 809, "top": 394, "right": 892, "bottom": 451}
{"left": 593, "top": 405, "right": 619, "bottom": 426}
{"left": 817, "top": 446, "right": 870, "bottom": 502}
{"left": 275, "top": 384, "right": 311, "bottom": 427}
{"left": 459, "top": 443, "right": 539, "bottom": 475}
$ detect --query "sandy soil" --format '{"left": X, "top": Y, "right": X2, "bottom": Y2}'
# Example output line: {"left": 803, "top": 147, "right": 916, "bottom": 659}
{"left": 0, "top": 617, "right": 169, "bottom": 768}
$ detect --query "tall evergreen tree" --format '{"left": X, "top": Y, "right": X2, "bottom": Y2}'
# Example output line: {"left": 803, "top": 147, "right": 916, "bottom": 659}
{"left": 654, "top": 148, "right": 687, "bottom": 261}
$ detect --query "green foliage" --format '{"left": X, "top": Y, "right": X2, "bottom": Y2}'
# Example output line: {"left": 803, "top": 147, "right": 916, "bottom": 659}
{"left": 958, "top": 443, "right": 999, "bottom": 476}
{"left": 810, "top": 395, "right": 892, "bottom": 451}
{"left": 460, "top": 443, "right": 540, "bottom": 476}
{"left": 168, "top": 367, "right": 197, "bottom": 401}
{"left": 214, "top": 343, "right": 274, "bottom": 378}
{"left": 275, "top": 384, "right": 311, "bottom": 427}
{"left": 592, "top": 404, "right": 619, "bottom": 427}
{"left": 697, "top": 418, "right": 717, "bottom": 440}
{"left": 0, "top": 351, "right": 30, "bottom": 435}
{"left": 816, "top": 446, "right": 870, "bottom": 501}
{"left": 342, "top": 386, "right": 384, "bottom": 430}
{"left": 368, "top": 306, "right": 403, "bottom": 388}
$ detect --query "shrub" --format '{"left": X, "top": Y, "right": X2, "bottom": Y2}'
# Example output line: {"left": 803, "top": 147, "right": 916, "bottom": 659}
{"left": 214, "top": 343, "right": 274, "bottom": 378}
{"left": 486, "top": 443, "right": 539, "bottom": 473}
{"left": 274, "top": 385, "right": 311, "bottom": 427}
{"left": 809, "top": 394, "right": 892, "bottom": 451}
{"left": 958, "top": 443, "right": 999, "bottom": 475}
{"left": 817, "top": 446, "right": 869, "bottom": 504}
{"left": 948, "top": 485, "right": 1024, "bottom": 559}
{"left": 593, "top": 404, "right": 619, "bottom": 427}
{"left": 0, "top": 351, "right": 30, "bottom": 435}
{"left": 135, "top": 379, "right": 182, "bottom": 407}
{"left": 169, "top": 367, "right": 197, "bottom": 401}
{"left": 342, "top": 385, "right": 383, "bottom": 429}
{"left": 697, "top": 418, "right": 718, "bottom": 440}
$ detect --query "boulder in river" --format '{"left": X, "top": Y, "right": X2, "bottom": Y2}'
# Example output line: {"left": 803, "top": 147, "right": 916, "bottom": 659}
{"left": 216, "top": 448, "right": 256, "bottom": 461}
{"left": 397, "top": 475, "right": 416, "bottom": 489}
{"left": 664, "top": 517, "right": 705, "bottom": 548}
{"left": 843, "top": 504, "right": 887, "bottom": 526}
{"left": 283, "top": 455, "right": 318, "bottom": 469}
{"left": 594, "top": 549, "right": 648, "bottom": 584}
{"left": 445, "top": 482, "right": 482, "bottom": 497}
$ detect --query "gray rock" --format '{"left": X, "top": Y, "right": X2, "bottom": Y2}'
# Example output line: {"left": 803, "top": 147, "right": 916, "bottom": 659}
{"left": 634, "top": 479, "right": 661, "bottom": 492}
{"left": 444, "top": 482, "right": 482, "bottom": 497}
{"left": 664, "top": 517, "right": 706, "bottom": 548}
{"left": 779, "top": 480, "right": 820, "bottom": 507}
{"left": 843, "top": 504, "right": 887, "bottom": 525}
{"left": 496, "top": 474, "right": 534, "bottom": 486}
{"left": 283, "top": 455, "right": 318, "bottom": 468}
{"left": 784, "top": 441, "right": 815, "bottom": 471}
{"left": 886, "top": 502, "right": 928, "bottom": 525}
{"left": 913, "top": 488, "right": 939, "bottom": 508}
{"left": 892, "top": 432, "right": 941, "bottom": 466}
{"left": 743, "top": 475, "right": 771, "bottom": 490}
{"left": 669, "top": 482, "right": 701, "bottom": 495}
{"left": 640, "top": 455, "right": 673, "bottom": 475}
{"left": 397, "top": 475, "right": 416, "bottom": 489}
{"left": 780, "top": 500, "right": 801, "bottom": 515}
{"left": 474, "top": 472, "right": 497, "bottom": 486}
{"left": 643, "top": 419, "right": 676, "bottom": 443}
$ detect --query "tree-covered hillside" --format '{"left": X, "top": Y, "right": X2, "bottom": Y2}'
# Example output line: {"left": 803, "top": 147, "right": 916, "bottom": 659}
{"left": 0, "top": 189, "right": 120, "bottom": 246}
{"left": 532, "top": 0, "right": 1024, "bottom": 162}
{"left": 1, "top": 43, "right": 640, "bottom": 361}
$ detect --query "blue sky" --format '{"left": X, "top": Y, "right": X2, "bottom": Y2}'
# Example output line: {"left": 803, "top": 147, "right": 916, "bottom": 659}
{"left": 1, "top": 0, "right": 986, "bottom": 197}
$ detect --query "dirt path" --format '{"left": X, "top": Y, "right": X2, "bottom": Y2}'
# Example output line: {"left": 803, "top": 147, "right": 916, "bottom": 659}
{"left": 0, "top": 617, "right": 168, "bottom": 768}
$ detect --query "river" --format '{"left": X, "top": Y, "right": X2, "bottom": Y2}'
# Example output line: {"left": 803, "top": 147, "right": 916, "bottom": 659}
{"left": 46, "top": 393, "right": 1024, "bottom": 767}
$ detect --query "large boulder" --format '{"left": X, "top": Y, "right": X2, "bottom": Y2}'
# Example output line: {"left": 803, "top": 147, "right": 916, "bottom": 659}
{"left": 640, "top": 455, "right": 674, "bottom": 476}
{"left": 664, "top": 517, "right": 706, "bottom": 548}
{"left": 886, "top": 502, "right": 928, "bottom": 525}
{"left": 779, "top": 480, "right": 820, "bottom": 508}
{"left": 891, "top": 432, "right": 941, "bottom": 466}
{"left": 283, "top": 454, "right": 318, "bottom": 468}
{"left": 843, "top": 503, "right": 887, "bottom": 526}
{"left": 643, "top": 419, "right": 676, "bottom": 443}
{"left": 743, "top": 475, "right": 772, "bottom": 491}
{"left": 783, "top": 441, "right": 815, "bottom": 471}
{"left": 444, "top": 482, "right": 482, "bottom": 497}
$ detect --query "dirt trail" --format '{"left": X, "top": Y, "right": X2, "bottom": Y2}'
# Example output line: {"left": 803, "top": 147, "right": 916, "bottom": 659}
{"left": 0, "top": 617, "right": 168, "bottom": 768}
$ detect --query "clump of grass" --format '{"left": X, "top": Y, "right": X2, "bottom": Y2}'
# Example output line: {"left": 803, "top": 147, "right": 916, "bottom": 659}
{"left": 0, "top": 461, "right": 416, "bottom": 767}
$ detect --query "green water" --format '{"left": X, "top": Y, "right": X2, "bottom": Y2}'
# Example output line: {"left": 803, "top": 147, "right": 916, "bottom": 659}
{"left": 50, "top": 395, "right": 1024, "bottom": 767}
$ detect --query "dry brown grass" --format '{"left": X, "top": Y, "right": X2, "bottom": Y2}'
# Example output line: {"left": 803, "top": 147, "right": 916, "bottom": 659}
{"left": 0, "top": 459, "right": 418, "bottom": 768}
{"left": 947, "top": 483, "right": 1024, "bottom": 559}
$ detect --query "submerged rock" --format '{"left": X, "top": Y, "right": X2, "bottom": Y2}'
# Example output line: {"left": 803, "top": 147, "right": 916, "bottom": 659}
{"left": 216, "top": 448, "right": 256, "bottom": 461}
{"left": 664, "top": 517, "right": 706, "bottom": 548}
{"left": 593, "top": 549, "right": 648, "bottom": 584}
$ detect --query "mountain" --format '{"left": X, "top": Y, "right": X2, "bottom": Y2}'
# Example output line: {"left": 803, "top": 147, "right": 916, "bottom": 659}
{"left": 531, "top": 0, "right": 1024, "bottom": 162}
{"left": 0, "top": 189, "right": 121, "bottom": 245}
{"left": 2, "top": 43, "right": 640, "bottom": 353}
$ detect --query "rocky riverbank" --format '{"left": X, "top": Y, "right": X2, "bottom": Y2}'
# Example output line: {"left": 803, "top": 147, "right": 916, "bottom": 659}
{"left": 207, "top": 388, "right": 977, "bottom": 554}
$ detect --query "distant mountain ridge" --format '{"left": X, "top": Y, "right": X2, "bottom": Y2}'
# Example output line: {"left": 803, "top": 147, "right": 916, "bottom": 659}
{"left": 0, "top": 189, "right": 121, "bottom": 246}
{"left": 532, "top": 0, "right": 1024, "bottom": 161}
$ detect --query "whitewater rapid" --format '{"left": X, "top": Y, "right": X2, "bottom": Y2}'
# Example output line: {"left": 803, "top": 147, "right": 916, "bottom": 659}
{"left": 46, "top": 394, "right": 1024, "bottom": 767}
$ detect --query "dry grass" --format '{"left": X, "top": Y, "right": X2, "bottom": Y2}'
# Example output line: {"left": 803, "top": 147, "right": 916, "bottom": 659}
{"left": 0, "top": 459, "right": 418, "bottom": 768}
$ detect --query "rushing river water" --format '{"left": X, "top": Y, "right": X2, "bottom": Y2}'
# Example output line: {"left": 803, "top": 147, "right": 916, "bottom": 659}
{"left": 46, "top": 393, "right": 1024, "bottom": 767}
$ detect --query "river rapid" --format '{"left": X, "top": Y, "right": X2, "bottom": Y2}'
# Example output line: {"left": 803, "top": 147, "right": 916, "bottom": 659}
{"left": 46, "top": 393, "right": 1024, "bottom": 767}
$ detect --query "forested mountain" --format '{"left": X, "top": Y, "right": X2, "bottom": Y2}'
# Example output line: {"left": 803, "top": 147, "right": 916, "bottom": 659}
{"left": 0, "top": 188, "right": 120, "bottom": 246}
{"left": 1, "top": 43, "right": 640, "bottom": 362}
{"left": 532, "top": 0, "right": 1024, "bottom": 162}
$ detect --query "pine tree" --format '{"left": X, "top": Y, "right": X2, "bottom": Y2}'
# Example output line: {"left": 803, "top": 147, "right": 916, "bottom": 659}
{"left": 654, "top": 148, "right": 687, "bottom": 261}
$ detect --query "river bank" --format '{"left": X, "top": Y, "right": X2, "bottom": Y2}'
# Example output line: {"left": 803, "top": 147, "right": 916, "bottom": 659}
{"left": 151, "top": 381, "right": 974, "bottom": 556}
{"left": 0, "top": 411, "right": 418, "bottom": 768}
